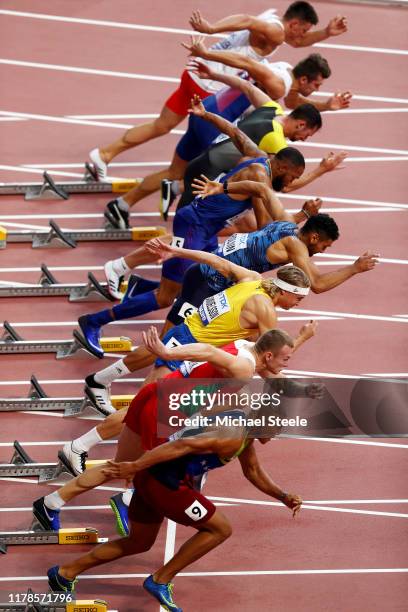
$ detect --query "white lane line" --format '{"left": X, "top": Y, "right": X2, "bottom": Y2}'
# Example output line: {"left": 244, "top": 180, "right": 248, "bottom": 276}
{"left": 326, "top": 108, "right": 408, "bottom": 114}
{"left": 1, "top": 568, "right": 407, "bottom": 582}
{"left": 276, "top": 307, "right": 408, "bottom": 324}
{"left": 280, "top": 193, "right": 408, "bottom": 209}
{"left": 0, "top": 378, "right": 143, "bottom": 386}
{"left": 69, "top": 109, "right": 408, "bottom": 119}
{"left": 314, "top": 253, "right": 408, "bottom": 265}
{"left": 0, "top": 440, "right": 116, "bottom": 447}
{"left": 0, "top": 265, "right": 160, "bottom": 272}
{"left": 280, "top": 436, "right": 408, "bottom": 449}
{"left": 296, "top": 141, "right": 408, "bottom": 156}
{"left": 1, "top": 10, "right": 408, "bottom": 57}
{"left": 303, "top": 500, "right": 408, "bottom": 505}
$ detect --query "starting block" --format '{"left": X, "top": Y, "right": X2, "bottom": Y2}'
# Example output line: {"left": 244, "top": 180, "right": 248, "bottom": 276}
{"left": 0, "top": 374, "right": 133, "bottom": 417}
{"left": 0, "top": 322, "right": 133, "bottom": 359}
{"left": 0, "top": 441, "right": 109, "bottom": 483}
{"left": 0, "top": 526, "right": 106, "bottom": 554}
{"left": 0, "top": 265, "right": 121, "bottom": 302}
{"left": 2, "top": 219, "right": 166, "bottom": 249}
{"left": 0, "top": 166, "right": 140, "bottom": 201}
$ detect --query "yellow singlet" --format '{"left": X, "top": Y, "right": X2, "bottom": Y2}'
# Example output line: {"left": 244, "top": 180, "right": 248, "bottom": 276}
{"left": 185, "top": 280, "right": 272, "bottom": 345}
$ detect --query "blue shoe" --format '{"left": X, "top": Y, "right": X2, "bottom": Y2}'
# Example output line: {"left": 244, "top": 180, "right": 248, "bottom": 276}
{"left": 78, "top": 315, "right": 104, "bottom": 358}
{"left": 121, "top": 275, "right": 160, "bottom": 303}
{"left": 143, "top": 575, "right": 182, "bottom": 612}
{"left": 47, "top": 565, "right": 77, "bottom": 593}
{"left": 33, "top": 497, "right": 60, "bottom": 531}
{"left": 109, "top": 492, "right": 130, "bottom": 536}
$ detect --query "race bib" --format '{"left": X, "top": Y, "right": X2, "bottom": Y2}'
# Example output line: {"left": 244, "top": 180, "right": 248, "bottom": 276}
{"left": 184, "top": 499, "right": 208, "bottom": 522}
{"left": 178, "top": 301, "right": 197, "bottom": 320}
{"left": 171, "top": 236, "right": 185, "bottom": 248}
{"left": 222, "top": 232, "right": 249, "bottom": 256}
{"left": 199, "top": 291, "right": 230, "bottom": 325}
{"left": 179, "top": 359, "right": 204, "bottom": 377}
{"left": 164, "top": 336, "right": 182, "bottom": 349}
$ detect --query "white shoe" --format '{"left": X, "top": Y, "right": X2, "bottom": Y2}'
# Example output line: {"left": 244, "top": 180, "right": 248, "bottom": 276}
{"left": 61, "top": 442, "right": 87, "bottom": 476}
{"left": 85, "top": 375, "right": 116, "bottom": 415}
{"left": 89, "top": 148, "right": 108, "bottom": 181}
{"left": 104, "top": 260, "right": 124, "bottom": 300}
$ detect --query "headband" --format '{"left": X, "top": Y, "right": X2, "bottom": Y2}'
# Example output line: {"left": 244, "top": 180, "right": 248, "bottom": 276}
{"left": 273, "top": 278, "right": 310, "bottom": 296}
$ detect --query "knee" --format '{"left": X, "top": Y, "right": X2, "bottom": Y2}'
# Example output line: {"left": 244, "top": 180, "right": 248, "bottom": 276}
{"left": 153, "top": 118, "right": 172, "bottom": 137}
{"left": 156, "top": 288, "right": 178, "bottom": 308}
{"left": 210, "top": 518, "right": 232, "bottom": 542}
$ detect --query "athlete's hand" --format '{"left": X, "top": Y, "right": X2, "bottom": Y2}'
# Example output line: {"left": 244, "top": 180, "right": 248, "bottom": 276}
{"left": 283, "top": 493, "right": 302, "bottom": 517}
{"left": 303, "top": 198, "right": 322, "bottom": 218}
{"left": 305, "top": 382, "right": 325, "bottom": 399}
{"left": 182, "top": 34, "right": 208, "bottom": 58}
{"left": 319, "top": 151, "right": 347, "bottom": 173}
{"left": 188, "top": 94, "right": 206, "bottom": 117}
{"left": 352, "top": 251, "right": 379, "bottom": 273}
{"left": 298, "top": 320, "right": 318, "bottom": 341}
{"left": 326, "top": 15, "right": 347, "bottom": 37}
{"left": 188, "top": 59, "right": 215, "bottom": 81}
{"left": 145, "top": 238, "right": 177, "bottom": 263}
{"left": 101, "top": 460, "right": 139, "bottom": 480}
{"left": 142, "top": 326, "right": 170, "bottom": 358}
{"left": 327, "top": 91, "right": 352, "bottom": 111}
{"left": 189, "top": 10, "right": 214, "bottom": 34}
{"left": 192, "top": 174, "right": 223, "bottom": 198}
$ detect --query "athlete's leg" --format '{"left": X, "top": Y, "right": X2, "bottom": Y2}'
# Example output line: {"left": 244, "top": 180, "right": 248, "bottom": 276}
{"left": 123, "top": 319, "right": 174, "bottom": 371}
{"left": 57, "top": 519, "right": 162, "bottom": 581}
{"left": 154, "top": 510, "right": 232, "bottom": 584}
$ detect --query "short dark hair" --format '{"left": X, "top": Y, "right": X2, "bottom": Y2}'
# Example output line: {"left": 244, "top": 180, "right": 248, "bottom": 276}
{"left": 293, "top": 53, "right": 331, "bottom": 80}
{"left": 283, "top": 1, "right": 318, "bottom": 25}
{"left": 301, "top": 213, "right": 340, "bottom": 241}
{"left": 289, "top": 103, "right": 322, "bottom": 130}
{"left": 276, "top": 147, "right": 305, "bottom": 169}
{"left": 255, "top": 328, "right": 294, "bottom": 355}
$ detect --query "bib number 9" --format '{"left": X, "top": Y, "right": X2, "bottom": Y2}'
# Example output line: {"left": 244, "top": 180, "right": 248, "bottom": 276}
{"left": 185, "top": 499, "right": 208, "bottom": 521}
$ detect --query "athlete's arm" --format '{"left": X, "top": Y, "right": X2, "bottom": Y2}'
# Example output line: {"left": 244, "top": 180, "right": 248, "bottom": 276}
{"left": 284, "top": 89, "right": 352, "bottom": 112}
{"left": 240, "top": 294, "right": 278, "bottom": 335}
{"left": 102, "top": 432, "right": 243, "bottom": 479}
{"left": 238, "top": 443, "right": 302, "bottom": 516}
{"left": 189, "top": 10, "right": 285, "bottom": 45}
{"left": 142, "top": 326, "right": 256, "bottom": 378}
{"left": 285, "top": 237, "right": 379, "bottom": 293}
{"left": 287, "top": 16, "right": 347, "bottom": 48}
{"left": 189, "top": 59, "right": 271, "bottom": 107}
{"left": 189, "top": 95, "right": 264, "bottom": 158}
{"left": 283, "top": 152, "right": 347, "bottom": 193}
{"left": 145, "top": 238, "right": 260, "bottom": 283}
{"left": 184, "top": 37, "right": 286, "bottom": 100}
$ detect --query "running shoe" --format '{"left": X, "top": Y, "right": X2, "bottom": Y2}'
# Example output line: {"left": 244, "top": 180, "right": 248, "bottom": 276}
{"left": 143, "top": 575, "right": 182, "bottom": 612}
{"left": 33, "top": 497, "right": 61, "bottom": 531}
{"left": 78, "top": 315, "right": 104, "bottom": 358}
{"left": 110, "top": 492, "right": 130, "bottom": 536}
{"left": 160, "top": 180, "right": 177, "bottom": 221}
{"left": 47, "top": 566, "right": 77, "bottom": 593}
{"left": 89, "top": 148, "right": 108, "bottom": 181}
{"left": 85, "top": 374, "right": 115, "bottom": 415}
{"left": 104, "top": 199, "right": 129, "bottom": 229}
{"left": 104, "top": 260, "right": 124, "bottom": 300}
{"left": 60, "top": 442, "right": 88, "bottom": 476}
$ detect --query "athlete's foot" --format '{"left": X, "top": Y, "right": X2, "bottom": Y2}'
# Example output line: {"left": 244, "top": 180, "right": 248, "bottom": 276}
{"left": 60, "top": 442, "right": 88, "bottom": 476}
{"left": 78, "top": 315, "right": 104, "bottom": 358}
{"left": 143, "top": 575, "right": 182, "bottom": 612}
{"left": 109, "top": 492, "right": 130, "bottom": 536}
{"left": 33, "top": 497, "right": 61, "bottom": 530}
{"left": 89, "top": 148, "right": 108, "bottom": 181}
{"left": 85, "top": 373, "right": 115, "bottom": 414}
{"left": 104, "top": 260, "right": 124, "bottom": 300}
{"left": 105, "top": 199, "right": 130, "bottom": 229}
{"left": 47, "top": 566, "right": 77, "bottom": 593}
{"left": 160, "top": 180, "right": 177, "bottom": 221}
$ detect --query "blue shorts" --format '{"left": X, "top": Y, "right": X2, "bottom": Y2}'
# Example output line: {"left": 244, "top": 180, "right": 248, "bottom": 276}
{"left": 176, "top": 114, "right": 219, "bottom": 162}
{"left": 162, "top": 213, "right": 218, "bottom": 284}
{"left": 155, "top": 324, "right": 197, "bottom": 371}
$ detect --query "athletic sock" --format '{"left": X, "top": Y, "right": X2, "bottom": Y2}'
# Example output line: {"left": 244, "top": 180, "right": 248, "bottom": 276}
{"left": 44, "top": 491, "right": 65, "bottom": 510}
{"left": 112, "top": 257, "right": 130, "bottom": 276}
{"left": 87, "top": 309, "right": 114, "bottom": 326}
{"left": 112, "top": 290, "right": 160, "bottom": 320}
{"left": 71, "top": 427, "right": 103, "bottom": 453}
{"left": 94, "top": 359, "right": 131, "bottom": 386}
{"left": 116, "top": 197, "right": 130, "bottom": 212}
{"left": 122, "top": 488, "right": 134, "bottom": 507}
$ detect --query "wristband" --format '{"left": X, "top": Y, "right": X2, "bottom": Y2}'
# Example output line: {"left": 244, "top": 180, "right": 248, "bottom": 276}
{"left": 302, "top": 206, "right": 311, "bottom": 219}
{"left": 223, "top": 181, "right": 229, "bottom": 195}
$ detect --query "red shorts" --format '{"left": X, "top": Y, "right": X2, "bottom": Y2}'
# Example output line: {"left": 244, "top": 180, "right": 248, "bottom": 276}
{"left": 129, "top": 470, "right": 216, "bottom": 527}
{"left": 165, "top": 69, "right": 212, "bottom": 116}
{"left": 123, "top": 383, "right": 166, "bottom": 451}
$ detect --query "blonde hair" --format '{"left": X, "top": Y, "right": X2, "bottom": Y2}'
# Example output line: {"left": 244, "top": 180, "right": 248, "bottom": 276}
{"left": 261, "top": 265, "right": 310, "bottom": 297}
